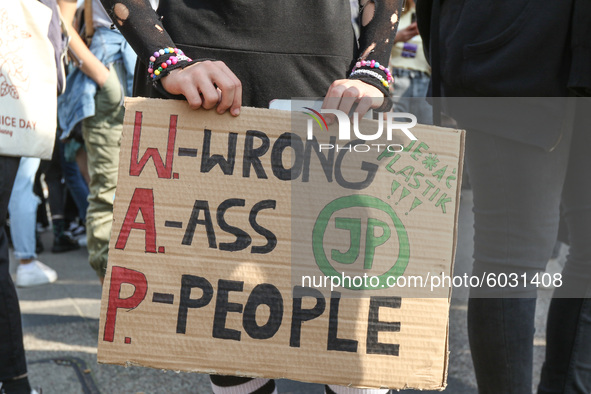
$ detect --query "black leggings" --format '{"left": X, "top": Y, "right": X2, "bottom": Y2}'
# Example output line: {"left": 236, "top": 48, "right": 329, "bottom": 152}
{"left": 38, "top": 137, "right": 65, "bottom": 220}
{"left": 465, "top": 100, "right": 591, "bottom": 393}
{"left": 0, "top": 156, "right": 27, "bottom": 381}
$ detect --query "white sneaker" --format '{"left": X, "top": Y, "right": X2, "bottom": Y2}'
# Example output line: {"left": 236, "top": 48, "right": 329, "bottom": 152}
{"left": 76, "top": 234, "right": 87, "bottom": 247}
{"left": 16, "top": 261, "right": 58, "bottom": 287}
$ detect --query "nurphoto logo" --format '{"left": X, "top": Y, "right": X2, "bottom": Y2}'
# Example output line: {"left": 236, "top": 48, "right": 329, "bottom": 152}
{"left": 303, "top": 108, "right": 418, "bottom": 153}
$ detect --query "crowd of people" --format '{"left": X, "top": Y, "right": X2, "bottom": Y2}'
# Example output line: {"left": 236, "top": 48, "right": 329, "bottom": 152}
{"left": 1, "top": 0, "right": 589, "bottom": 393}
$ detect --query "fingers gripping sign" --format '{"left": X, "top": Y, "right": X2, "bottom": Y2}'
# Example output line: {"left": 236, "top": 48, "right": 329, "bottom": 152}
{"left": 161, "top": 60, "right": 243, "bottom": 116}
{"left": 321, "top": 79, "right": 385, "bottom": 124}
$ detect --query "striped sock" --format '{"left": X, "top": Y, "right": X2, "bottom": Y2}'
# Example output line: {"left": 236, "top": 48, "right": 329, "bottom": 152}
{"left": 210, "top": 376, "right": 277, "bottom": 394}
{"left": 325, "top": 385, "right": 390, "bottom": 394}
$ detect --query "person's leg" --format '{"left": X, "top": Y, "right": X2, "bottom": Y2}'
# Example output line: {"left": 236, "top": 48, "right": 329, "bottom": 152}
{"left": 464, "top": 124, "right": 572, "bottom": 394}
{"left": 7, "top": 158, "right": 57, "bottom": 288}
{"left": 33, "top": 167, "right": 49, "bottom": 232}
{"left": 43, "top": 138, "right": 79, "bottom": 253}
{"left": 468, "top": 297, "right": 537, "bottom": 393}
{"left": 42, "top": 138, "right": 65, "bottom": 220}
{"left": 390, "top": 68, "right": 411, "bottom": 113}
{"left": 539, "top": 298, "right": 591, "bottom": 394}
{"left": 8, "top": 158, "right": 41, "bottom": 262}
{"left": 390, "top": 69, "right": 433, "bottom": 125}
{"left": 59, "top": 140, "right": 89, "bottom": 223}
{"left": 538, "top": 100, "right": 591, "bottom": 394}
{"left": 83, "top": 63, "right": 125, "bottom": 280}
{"left": 407, "top": 72, "right": 432, "bottom": 125}
{"left": 76, "top": 148, "right": 90, "bottom": 185}
{"left": 0, "top": 156, "right": 32, "bottom": 393}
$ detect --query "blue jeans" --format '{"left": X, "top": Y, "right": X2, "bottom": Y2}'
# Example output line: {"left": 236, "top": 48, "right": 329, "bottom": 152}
{"left": 8, "top": 157, "right": 41, "bottom": 260}
{"left": 391, "top": 68, "right": 433, "bottom": 125}
{"left": 59, "top": 141, "right": 89, "bottom": 222}
{"left": 465, "top": 99, "right": 591, "bottom": 393}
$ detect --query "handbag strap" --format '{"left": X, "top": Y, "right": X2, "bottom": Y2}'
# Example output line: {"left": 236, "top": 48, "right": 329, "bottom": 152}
{"left": 84, "top": 0, "right": 94, "bottom": 45}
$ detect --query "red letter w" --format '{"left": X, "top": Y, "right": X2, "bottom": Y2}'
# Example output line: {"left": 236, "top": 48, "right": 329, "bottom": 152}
{"left": 130, "top": 111, "right": 177, "bottom": 178}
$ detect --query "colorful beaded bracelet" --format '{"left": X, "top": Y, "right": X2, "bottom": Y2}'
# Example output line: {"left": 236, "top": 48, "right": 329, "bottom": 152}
{"left": 351, "top": 59, "right": 393, "bottom": 83}
{"left": 148, "top": 47, "right": 192, "bottom": 79}
{"left": 349, "top": 69, "right": 390, "bottom": 89}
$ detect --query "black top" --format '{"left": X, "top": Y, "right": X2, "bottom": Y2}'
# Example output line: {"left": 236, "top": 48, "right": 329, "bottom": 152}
{"left": 100, "top": 0, "right": 403, "bottom": 107}
{"left": 417, "top": 0, "right": 591, "bottom": 149}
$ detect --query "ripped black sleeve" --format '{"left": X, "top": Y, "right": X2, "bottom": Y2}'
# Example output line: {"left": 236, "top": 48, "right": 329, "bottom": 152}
{"left": 100, "top": 0, "right": 196, "bottom": 81}
{"left": 349, "top": 0, "right": 403, "bottom": 96}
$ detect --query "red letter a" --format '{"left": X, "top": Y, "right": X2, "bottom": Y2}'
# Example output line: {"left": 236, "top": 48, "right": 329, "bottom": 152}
{"left": 115, "top": 188, "right": 157, "bottom": 253}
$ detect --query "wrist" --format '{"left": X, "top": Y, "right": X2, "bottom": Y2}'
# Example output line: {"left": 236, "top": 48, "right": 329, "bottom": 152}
{"left": 147, "top": 47, "right": 192, "bottom": 81}
{"left": 348, "top": 59, "right": 393, "bottom": 94}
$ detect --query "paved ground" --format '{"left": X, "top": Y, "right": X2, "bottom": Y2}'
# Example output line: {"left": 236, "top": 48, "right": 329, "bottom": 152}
{"left": 10, "top": 189, "right": 565, "bottom": 393}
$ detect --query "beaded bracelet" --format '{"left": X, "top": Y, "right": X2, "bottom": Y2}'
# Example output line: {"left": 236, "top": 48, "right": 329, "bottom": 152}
{"left": 349, "top": 69, "right": 390, "bottom": 89}
{"left": 351, "top": 59, "right": 393, "bottom": 83}
{"left": 148, "top": 47, "right": 192, "bottom": 79}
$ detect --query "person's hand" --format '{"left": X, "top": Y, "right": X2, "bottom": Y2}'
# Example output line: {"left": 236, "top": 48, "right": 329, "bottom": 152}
{"left": 322, "top": 79, "right": 385, "bottom": 123}
{"left": 161, "top": 60, "right": 242, "bottom": 116}
{"left": 394, "top": 22, "right": 419, "bottom": 43}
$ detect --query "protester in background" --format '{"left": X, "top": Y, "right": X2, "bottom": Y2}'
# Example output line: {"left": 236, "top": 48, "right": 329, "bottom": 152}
{"left": 1, "top": 0, "right": 65, "bottom": 390}
{"left": 99, "top": 0, "right": 401, "bottom": 393}
{"left": 57, "top": 0, "right": 135, "bottom": 283}
{"left": 417, "top": 0, "right": 591, "bottom": 392}
{"left": 34, "top": 170, "right": 50, "bottom": 237}
{"left": 37, "top": 137, "right": 81, "bottom": 253}
{"left": 389, "top": 0, "right": 432, "bottom": 124}
{"left": 0, "top": 158, "right": 34, "bottom": 394}
{"left": 58, "top": 125, "right": 89, "bottom": 246}
{"left": 8, "top": 157, "right": 58, "bottom": 287}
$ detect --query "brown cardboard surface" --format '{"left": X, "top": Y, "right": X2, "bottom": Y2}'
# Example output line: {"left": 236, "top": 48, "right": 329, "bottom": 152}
{"left": 98, "top": 97, "right": 465, "bottom": 390}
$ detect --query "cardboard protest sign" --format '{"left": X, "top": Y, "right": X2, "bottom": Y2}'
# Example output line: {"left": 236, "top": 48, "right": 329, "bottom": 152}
{"left": 98, "top": 97, "right": 465, "bottom": 390}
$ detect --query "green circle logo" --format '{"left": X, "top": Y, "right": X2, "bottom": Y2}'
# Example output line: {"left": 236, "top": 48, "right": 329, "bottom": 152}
{"left": 312, "top": 195, "right": 410, "bottom": 290}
